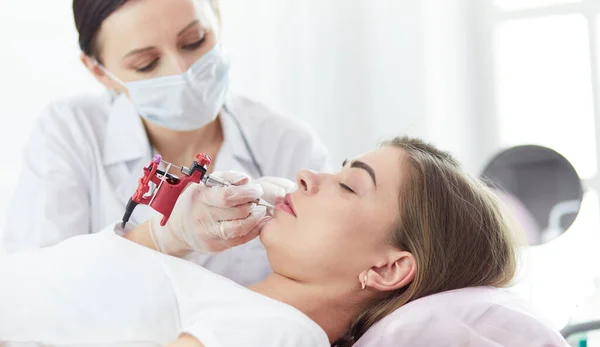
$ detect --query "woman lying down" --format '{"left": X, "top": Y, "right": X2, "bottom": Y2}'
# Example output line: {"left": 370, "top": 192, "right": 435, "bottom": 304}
{"left": 0, "top": 136, "right": 550, "bottom": 346}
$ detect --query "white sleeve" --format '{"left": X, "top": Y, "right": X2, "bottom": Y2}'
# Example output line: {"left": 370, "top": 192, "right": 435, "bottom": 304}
{"left": 1, "top": 103, "right": 92, "bottom": 252}
{"left": 181, "top": 315, "right": 326, "bottom": 347}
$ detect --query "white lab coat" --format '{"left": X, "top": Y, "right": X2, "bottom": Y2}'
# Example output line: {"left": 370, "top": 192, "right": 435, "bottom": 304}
{"left": 0, "top": 92, "right": 329, "bottom": 285}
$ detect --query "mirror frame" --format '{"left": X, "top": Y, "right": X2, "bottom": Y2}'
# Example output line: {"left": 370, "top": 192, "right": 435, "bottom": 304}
{"left": 480, "top": 144, "right": 584, "bottom": 247}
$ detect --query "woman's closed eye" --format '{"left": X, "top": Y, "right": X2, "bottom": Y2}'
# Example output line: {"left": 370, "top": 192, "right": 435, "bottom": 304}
{"left": 134, "top": 36, "right": 207, "bottom": 73}
{"left": 339, "top": 183, "right": 356, "bottom": 194}
{"left": 136, "top": 59, "right": 160, "bottom": 73}
{"left": 182, "top": 37, "right": 206, "bottom": 50}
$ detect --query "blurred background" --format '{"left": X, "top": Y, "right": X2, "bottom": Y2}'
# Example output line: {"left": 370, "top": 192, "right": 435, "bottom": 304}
{"left": 1, "top": 0, "right": 600, "bottom": 344}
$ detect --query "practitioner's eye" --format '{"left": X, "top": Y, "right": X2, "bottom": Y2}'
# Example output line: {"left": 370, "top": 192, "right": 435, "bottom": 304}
{"left": 182, "top": 37, "right": 206, "bottom": 51}
{"left": 339, "top": 183, "right": 356, "bottom": 194}
{"left": 136, "top": 59, "right": 159, "bottom": 73}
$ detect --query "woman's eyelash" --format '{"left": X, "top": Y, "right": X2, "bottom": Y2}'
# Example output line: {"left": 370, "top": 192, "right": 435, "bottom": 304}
{"left": 339, "top": 183, "right": 356, "bottom": 194}
{"left": 134, "top": 36, "right": 206, "bottom": 72}
{"left": 182, "top": 37, "right": 206, "bottom": 50}
{"left": 136, "top": 59, "right": 159, "bottom": 73}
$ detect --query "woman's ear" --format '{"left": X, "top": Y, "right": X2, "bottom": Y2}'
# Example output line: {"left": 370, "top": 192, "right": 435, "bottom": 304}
{"left": 80, "top": 53, "right": 120, "bottom": 92}
{"left": 360, "top": 251, "right": 416, "bottom": 292}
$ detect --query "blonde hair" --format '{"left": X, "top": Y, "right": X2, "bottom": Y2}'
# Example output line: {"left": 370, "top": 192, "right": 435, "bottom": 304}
{"left": 335, "top": 136, "right": 518, "bottom": 346}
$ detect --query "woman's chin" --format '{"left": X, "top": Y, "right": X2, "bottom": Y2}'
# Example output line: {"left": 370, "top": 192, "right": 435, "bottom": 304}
{"left": 259, "top": 221, "right": 272, "bottom": 241}
{"left": 259, "top": 218, "right": 284, "bottom": 245}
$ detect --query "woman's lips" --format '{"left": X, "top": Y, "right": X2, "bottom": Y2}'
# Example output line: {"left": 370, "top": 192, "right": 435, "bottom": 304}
{"left": 276, "top": 193, "right": 297, "bottom": 217}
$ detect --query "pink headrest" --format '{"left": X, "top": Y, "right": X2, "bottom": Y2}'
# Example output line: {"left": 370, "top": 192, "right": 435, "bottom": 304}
{"left": 354, "top": 287, "right": 568, "bottom": 347}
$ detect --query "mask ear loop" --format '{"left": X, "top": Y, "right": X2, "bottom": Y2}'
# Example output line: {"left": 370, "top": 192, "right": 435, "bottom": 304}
{"left": 93, "top": 58, "right": 128, "bottom": 87}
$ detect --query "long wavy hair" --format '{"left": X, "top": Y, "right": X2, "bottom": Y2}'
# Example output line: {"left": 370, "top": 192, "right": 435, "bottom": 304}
{"left": 334, "top": 136, "right": 518, "bottom": 346}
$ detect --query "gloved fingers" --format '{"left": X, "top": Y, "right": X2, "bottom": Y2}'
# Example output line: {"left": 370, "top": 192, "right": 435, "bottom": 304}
{"left": 200, "top": 184, "right": 264, "bottom": 208}
{"left": 217, "top": 206, "right": 267, "bottom": 239}
{"left": 210, "top": 170, "right": 251, "bottom": 186}
{"left": 257, "top": 181, "right": 286, "bottom": 206}
{"left": 198, "top": 216, "right": 269, "bottom": 253}
{"left": 207, "top": 202, "right": 256, "bottom": 222}
{"left": 149, "top": 215, "right": 190, "bottom": 256}
{"left": 217, "top": 218, "right": 268, "bottom": 248}
{"left": 255, "top": 177, "right": 297, "bottom": 206}
{"left": 255, "top": 176, "right": 297, "bottom": 192}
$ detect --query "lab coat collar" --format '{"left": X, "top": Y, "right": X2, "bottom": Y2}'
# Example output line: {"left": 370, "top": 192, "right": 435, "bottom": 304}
{"left": 220, "top": 94, "right": 254, "bottom": 166}
{"left": 102, "top": 93, "right": 253, "bottom": 168}
{"left": 102, "top": 94, "right": 152, "bottom": 166}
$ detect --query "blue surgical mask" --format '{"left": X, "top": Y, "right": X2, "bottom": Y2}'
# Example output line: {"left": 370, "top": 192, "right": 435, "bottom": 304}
{"left": 98, "top": 45, "right": 230, "bottom": 131}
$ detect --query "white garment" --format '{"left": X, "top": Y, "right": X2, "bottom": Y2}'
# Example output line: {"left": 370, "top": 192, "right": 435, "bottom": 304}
{"left": 0, "top": 92, "right": 329, "bottom": 285}
{"left": 0, "top": 225, "right": 330, "bottom": 347}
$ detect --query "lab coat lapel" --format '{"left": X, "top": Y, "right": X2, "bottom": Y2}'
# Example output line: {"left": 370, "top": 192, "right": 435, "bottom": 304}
{"left": 102, "top": 94, "right": 156, "bottom": 225}
{"left": 219, "top": 98, "right": 261, "bottom": 178}
{"left": 102, "top": 94, "right": 150, "bottom": 166}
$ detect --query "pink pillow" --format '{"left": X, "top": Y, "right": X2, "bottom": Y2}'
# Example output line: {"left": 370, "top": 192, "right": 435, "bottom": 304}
{"left": 354, "top": 287, "right": 568, "bottom": 347}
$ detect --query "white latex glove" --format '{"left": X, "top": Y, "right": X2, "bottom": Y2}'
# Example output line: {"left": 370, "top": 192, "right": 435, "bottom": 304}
{"left": 149, "top": 171, "right": 269, "bottom": 256}
{"left": 254, "top": 176, "right": 297, "bottom": 215}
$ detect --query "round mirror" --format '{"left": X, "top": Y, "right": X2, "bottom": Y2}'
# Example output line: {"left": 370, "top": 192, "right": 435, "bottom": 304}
{"left": 481, "top": 145, "right": 584, "bottom": 246}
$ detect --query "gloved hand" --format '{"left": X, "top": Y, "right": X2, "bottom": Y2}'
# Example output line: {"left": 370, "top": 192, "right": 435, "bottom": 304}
{"left": 149, "top": 171, "right": 269, "bottom": 256}
{"left": 254, "top": 176, "right": 297, "bottom": 215}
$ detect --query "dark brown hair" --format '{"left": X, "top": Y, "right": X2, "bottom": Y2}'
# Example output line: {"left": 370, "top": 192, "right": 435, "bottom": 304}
{"left": 73, "top": 0, "right": 129, "bottom": 57}
{"left": 72, "top": 0, "right": 221, "bottom": 58}
{"left": 335, "top": 136, "right": 518, "bottom": 346}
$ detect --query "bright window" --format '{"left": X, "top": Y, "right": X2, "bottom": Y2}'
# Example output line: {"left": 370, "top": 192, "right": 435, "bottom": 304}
{"left": 493, "top": 14, "right": 597, "bottom": 178}
{"left": 493, "top": 0, "right": 583, "bottom": 11}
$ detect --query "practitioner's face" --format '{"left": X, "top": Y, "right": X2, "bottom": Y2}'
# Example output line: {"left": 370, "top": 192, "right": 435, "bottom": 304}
{"left": 261, "top": 146, "right": 413, "bottom": 290}
{"left": 81, "top": 0, "right": 219, "bottom": 92}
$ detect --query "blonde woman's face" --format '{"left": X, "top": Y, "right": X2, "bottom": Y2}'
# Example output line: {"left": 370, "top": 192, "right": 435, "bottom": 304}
{"left": 261, "top": 146, "right": 407, "bottom": 287}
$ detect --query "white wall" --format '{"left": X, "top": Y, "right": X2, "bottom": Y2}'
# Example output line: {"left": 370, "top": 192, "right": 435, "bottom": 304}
{"left": 219, "top": 0, "right": 481, "bottom": 169}
{"left": 0, "top": 0, "right": 103, "bottom": 227}
{"left": 219, "top": 0, "right": 432, "bottom": 167}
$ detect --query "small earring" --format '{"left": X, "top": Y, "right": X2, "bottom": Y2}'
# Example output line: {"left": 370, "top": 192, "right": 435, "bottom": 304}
{"left": 361, "top": 274, "right": 368, "bottom": 290}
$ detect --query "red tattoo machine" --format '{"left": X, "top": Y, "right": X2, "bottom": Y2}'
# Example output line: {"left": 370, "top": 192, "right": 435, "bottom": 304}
{"left": 121, "top": 153, "right": 229, "bottom": 228}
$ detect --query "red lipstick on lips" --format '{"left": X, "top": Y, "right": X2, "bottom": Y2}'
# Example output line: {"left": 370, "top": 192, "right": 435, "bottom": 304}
{"left": 276, "top": 193, "right": 297, "bottom": 217}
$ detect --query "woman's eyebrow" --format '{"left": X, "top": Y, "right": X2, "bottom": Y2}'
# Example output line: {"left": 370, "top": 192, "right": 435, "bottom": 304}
{"left": 177, "top": 19, "right": 200, "bottom": 36}
{"left": 122, "top": 46, "right": 155, "bottom": 60}
{"left": 121, "top": 20, "right": 200, "bottom": 60}
{"left": 342, "top": 159, "right": 377, "bottom": 187}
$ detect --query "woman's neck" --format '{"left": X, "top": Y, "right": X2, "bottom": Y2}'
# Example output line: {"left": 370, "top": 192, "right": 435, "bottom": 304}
{"left": 143, "top": 117, "right": 224, "bottom": 170}
{"left": 248, "top": 273, "right": 364, "bottom": 343}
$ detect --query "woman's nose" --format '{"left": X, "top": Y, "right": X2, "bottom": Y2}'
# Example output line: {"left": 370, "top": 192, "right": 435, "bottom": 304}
{"left": 296, "top": 169, "right": 320, "bottom": 195}
{"left": 165, "top": 55, "right": 190, "bottom": 75}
